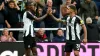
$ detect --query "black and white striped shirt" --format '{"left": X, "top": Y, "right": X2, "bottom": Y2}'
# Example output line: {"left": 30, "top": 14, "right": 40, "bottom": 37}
{"left": 64, "top": 15, "right": 84, "bottom": 41}
{"left": 23, "top": 11, "right": 35, "bottom": 37}
{"left": 23, "top": 11, "right": 47, "bottom": 37}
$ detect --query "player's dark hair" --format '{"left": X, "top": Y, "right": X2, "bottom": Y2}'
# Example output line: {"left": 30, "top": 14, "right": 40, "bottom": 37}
{"left": 69, "top": 5, "right": 77, "bottom": 14}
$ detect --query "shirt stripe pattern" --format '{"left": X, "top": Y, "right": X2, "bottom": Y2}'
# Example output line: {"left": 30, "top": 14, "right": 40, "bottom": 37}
{"left": 66, "top": 15, "right": 84, "bottom": 41}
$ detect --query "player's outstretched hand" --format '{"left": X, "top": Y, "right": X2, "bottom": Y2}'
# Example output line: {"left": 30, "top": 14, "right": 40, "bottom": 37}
{"left": 82, "top": 38, "right": 87, "bottom": 45}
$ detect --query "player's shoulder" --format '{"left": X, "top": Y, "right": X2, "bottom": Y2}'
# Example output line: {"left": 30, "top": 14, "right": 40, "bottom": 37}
{"left": 23, "top": 11, "right": 27, "bottom": 17}
{"left": 23, "top": 11, "right": 27, "bottom": 14}
{"left": 75, "top": 15, "right": 82, "bottom": 20}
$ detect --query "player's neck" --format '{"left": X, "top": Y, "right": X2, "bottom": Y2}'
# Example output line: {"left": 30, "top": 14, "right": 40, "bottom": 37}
{"left": 70, "top": 12, "right": 76, "bottom": 18}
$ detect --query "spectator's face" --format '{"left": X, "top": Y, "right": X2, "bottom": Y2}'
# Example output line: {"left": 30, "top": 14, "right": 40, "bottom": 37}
{"left": 66, "top": 0, "right": 71, "bottom": 5}
{"left": 47, "top": 1, "right": 52, "bottom": 7}
{"left": 9, "top": 2, "right": 15, "bottom": 8}
{"left": 3, "top": 30, "right": 9, "bottom": 36}
{"left": 9, "top": 32, "right": 13, "bottom": 37}
{"left": 38, "top": 29, "right": 44, "bottom": 36}
{"left": 57, "top": 30, "right": 63, "bottom": 36}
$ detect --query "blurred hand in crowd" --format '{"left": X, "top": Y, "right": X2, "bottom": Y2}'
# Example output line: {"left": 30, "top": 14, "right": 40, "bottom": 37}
{"left": 72, "top": 1, "right": 77, "bottom": 6}
{"left": 47, "top": 8, "right": 52, "bottom": 15}
{"left": 15, "top": 2, "right": 20, "bottom": 10}
{"left": 7, "top": 24, "right": 11, "bottom": 28}
{"left": 52, "top": 9, "right": 56, "bottom": 13}
{"left": 14, "top": 1, "right": 18, "bottom": 6}
{"left": 0, "top": 2, "right": 4, "bottom": 10}
{"left": 2, "top": 2, "right": 4, "bottom": 8}
{"left": 95, "top": 16, "right": 99, "bottom": 20}
{"left": 9, "top": 32, "right": 13, "bottom": 37}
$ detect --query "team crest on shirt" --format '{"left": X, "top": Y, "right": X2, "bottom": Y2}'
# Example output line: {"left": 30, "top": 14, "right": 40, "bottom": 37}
{"left": 67, "top": 22, "right": 74, "bottom": 27}
{"left": 67, "top": 18, "right": 75, "bottom": 27}
{"left": 80, "top": 20, "right": 84, "bottom": 25}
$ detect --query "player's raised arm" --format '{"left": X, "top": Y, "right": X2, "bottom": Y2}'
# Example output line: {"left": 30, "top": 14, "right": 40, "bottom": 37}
{"left": 49, "top": 10, "right": 65, "bottom": 23}
{"left": 50, "top": 14, "right": 61, "bottom": 22}
{"left": 27, "top": 11, "right": 47, "bottom": 21}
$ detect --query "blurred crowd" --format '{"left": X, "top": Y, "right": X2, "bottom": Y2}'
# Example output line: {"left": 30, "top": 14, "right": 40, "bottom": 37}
{"left": 0, "top": 0, "right": 100, "bottom": 42}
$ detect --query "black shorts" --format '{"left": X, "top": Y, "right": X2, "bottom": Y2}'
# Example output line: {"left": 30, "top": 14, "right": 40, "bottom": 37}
{"left": 65, "top": 41, "right": 80, "bottom": 52}
{"left": 23, "top": 35, "right": 36, "bottom": 49}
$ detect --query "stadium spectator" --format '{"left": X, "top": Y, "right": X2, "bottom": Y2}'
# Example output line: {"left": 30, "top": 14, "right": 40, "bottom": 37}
{"left": 33, "top": 7, "right": 45, "bottom": 28}
{"left": 52, "top": 29, "right": 66, "bottom": 42}
{"left": 43, "top": 0, "right": 59, "bottom": 41}
{"left": 43, "top": 0, "right": 59, "bottom": 28}
{"left": 5, "top": 0, "right": 20, "bottom": 40}
{"left": 79, "top": 0, "right": 99, "bottom": 24}
{"left": 52, "top": 0, "right": 63, "bottom": 17}
{"left": 34, "top": 0, "right": 45, "bottom": 17}
{"left": 36, "top": 28, "right": 47, "bottom": 42}
{"left": 0, "top": 28, "right": 16, "bottom": 42}
{"left": 52, "top": 0, "right": 63, "bottom": 27}
{"left": 0, "top": 2, "right": 5, "bottom": 36}
{"left": 86, "top": 17, "right": 100, "bottom": 42}
{"left": 72, "top": 0, "right": 81, "bottom": 10}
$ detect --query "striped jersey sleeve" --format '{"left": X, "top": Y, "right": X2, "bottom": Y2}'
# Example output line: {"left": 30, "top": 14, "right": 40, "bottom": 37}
{"left": 76, "top": 15, "right": 84, "bottom": 25}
